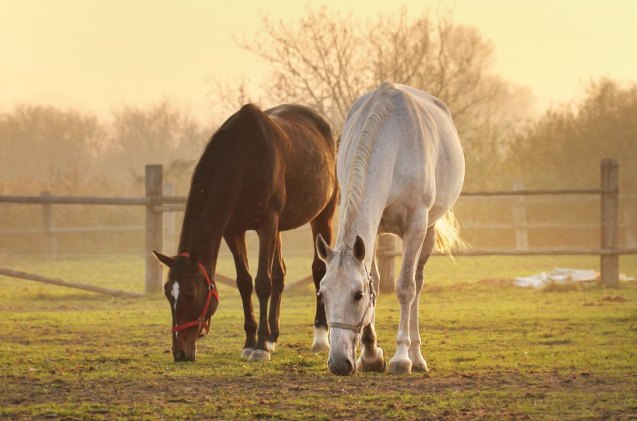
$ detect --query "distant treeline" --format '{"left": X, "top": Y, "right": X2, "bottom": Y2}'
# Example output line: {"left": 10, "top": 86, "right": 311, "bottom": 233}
{"left": 0, "top": 100, "right": 211, "bottom": 196}
{"left": 1, "top": 82, "right": 634, "bottom": 197}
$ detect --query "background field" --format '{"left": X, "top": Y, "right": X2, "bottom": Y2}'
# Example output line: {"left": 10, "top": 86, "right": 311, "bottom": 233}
{"left": 1, "top": 254, "right": 636, "bottom": 420}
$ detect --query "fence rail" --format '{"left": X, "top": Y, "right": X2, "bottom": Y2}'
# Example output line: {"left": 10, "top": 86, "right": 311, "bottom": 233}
{"left": 374, "top": 159, "right": 634, "bottom": 291}
{"left": 1, "top": 160, "right": 635, "bottom": 293}
{"left": 460, "top": 188, "right": 604, "bottom": 196}
{"left": 0, "top": 195, "right": 147, "bottom": 206}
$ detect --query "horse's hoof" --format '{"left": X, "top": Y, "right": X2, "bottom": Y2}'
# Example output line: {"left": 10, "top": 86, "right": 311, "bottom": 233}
{"left": 312, "top": 342, "right": 329, "bottom": 352}
{"left": 357, "top": 348, "right": 386, "bottom": 372}
{"left": 249, "top": 349, "right": 271, "bottom": 361}
{"left": 240, "top": 348, "right": 253, "bottom": 360}
{"left": 358, "top": 357, "right": 386, "bottom": 372}
{"left": 265, "top": 341, "right": 276, "bottom": 353}
{"left": 388, "top": 358, "right": 412, "bottom": 375}
{"left": 412, "top": 361, "right": 429, "bottom": 373}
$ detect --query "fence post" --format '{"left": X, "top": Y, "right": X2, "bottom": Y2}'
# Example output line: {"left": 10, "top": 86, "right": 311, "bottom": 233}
{"left": 40, "top": 191, "right": 56, "bottom": 259}
{"left": 145, "top": 165, "right": 163, "bottom": 294}
{"left": 377, "top": 234, "right": 396, "bottom": 293}
{"left": 164, "top": 182, "right": 177, "bottom": 255}
{"left": 600, "top": 159, "right": 619, "bottom": 287}
{"left": 625, "top": 202, "right": 636, "bottom": 248}
{"left": 512, "top": 179, "right": 529, "bottom": 250}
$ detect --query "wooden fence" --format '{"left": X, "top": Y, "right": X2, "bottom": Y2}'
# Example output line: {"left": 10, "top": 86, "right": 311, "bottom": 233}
{"left": 1, "top": 160, "right": 636, "bottom": 294}
{"left": 375, "top": 159, "right": 637, "bottom": 291}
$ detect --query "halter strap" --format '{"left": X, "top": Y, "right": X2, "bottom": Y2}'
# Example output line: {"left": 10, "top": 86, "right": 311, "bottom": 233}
{"left": 327, "top": 264, "right": 376, "bottom": 334}
{"left": 171, "top": 252, "right": 219, "bottom": 337}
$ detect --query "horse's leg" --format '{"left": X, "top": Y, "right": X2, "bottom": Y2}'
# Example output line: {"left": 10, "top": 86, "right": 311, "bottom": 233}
{"left": 388, "top": 211, "right": 429, "bottom": 375}
{"left": 310, "top": 194, "right": 336, "bottom": 351}
{"left": 356, "top": 255, "right": 386, "bottom": 372}
{"left": 266, "top": 233, "right": 285, "bottom": 352}
{"left": 224, "top": 231, "right": 257, "bottom": 360}
{"left": 249, "top": 213, "right": 279, "bottom": 361}
{"left": 408, "top": 225, "right": 436, "bottom": 372}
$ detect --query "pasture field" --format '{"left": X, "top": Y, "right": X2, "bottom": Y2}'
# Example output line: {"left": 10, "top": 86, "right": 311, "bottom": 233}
{"left": 1, "top": 254, "right": 636, "bottom": 420}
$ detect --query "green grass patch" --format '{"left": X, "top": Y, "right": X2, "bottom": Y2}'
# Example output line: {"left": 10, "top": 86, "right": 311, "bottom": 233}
{"left": 1, "top": 254, "right": 636, "bottom": 419}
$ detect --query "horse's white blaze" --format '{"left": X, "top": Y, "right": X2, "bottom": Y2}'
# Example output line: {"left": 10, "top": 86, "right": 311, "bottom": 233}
{"left": 320, "top": 82, "right": 465, "bottom": 374}
{"left": 171, "top": 282, "right": 180, "bottom": 312}
{"left": 171, "top": 282, "right": 180, "bottom": 338}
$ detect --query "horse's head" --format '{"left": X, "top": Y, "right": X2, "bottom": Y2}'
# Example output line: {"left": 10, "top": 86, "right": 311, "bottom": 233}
{"left": 153, "top": 251, "right": 219, "bottom": 362}
{"left": 316, "top": 234, "right": 375, "bottom": 376}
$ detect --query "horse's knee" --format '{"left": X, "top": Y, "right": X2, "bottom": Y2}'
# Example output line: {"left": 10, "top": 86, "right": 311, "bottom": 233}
{"left": 255, "top": 276, "right": 272, "bottom": 299}
{"left": 272, "top": 276, "right": 285, "bottom": 295}
{"left": 396, "top": 281, "right": 416, "bottom": 303}
{"left": 236, "top": 275, "right": 253, "bottom": 296}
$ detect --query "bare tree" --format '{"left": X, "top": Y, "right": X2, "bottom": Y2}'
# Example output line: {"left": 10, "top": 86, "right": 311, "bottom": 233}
{"left": 0, "top": 105, "right": 104, "bottom": 192}
{"left": 208, "top": 76, "right": 257, "bottom": 118}
{"left": 237, "top": 8, "right": 530, "bottom": 135}
{"left": 513, "top": 79, "right": 637, "bottom": 192}
{"left": 106, "top": 100, "right": 208, "bottom": 190}
{"left": 225, "top": 7, "right": 532, "bottom": 189}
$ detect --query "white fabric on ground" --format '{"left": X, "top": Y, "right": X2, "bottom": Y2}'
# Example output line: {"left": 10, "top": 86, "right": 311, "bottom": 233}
{"left": 514, "top": 268, "right": 598, "bottom": 288}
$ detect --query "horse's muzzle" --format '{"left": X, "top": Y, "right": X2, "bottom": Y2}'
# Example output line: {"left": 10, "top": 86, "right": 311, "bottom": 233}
{"left": 173, "top": 349, "right": 195, "bottom": 362}
{"left": 328, "top": 355, "right": 355, "bottom": 375}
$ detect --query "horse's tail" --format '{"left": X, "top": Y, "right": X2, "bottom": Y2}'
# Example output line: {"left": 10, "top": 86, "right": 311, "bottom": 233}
{"left": 434, "top": 210, "right": 467, "bottom": 255}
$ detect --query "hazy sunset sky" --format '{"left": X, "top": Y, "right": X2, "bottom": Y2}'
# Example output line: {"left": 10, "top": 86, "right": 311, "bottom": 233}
{"left": 1, "top": 0, "right": 636, "bottom": 123}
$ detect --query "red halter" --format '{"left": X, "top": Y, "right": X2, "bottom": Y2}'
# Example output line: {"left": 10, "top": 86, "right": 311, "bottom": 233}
{"left": 171, "top": 252, "right": 219, "bottom": 337}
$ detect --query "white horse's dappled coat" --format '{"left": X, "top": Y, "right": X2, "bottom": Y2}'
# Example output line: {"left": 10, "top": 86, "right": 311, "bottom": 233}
{"left": 316, "top": 82, "right": 465, "bottom": 375}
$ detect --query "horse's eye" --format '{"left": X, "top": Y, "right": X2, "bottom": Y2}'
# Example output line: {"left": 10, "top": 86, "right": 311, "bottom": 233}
{"left": 354, "top": 291, "right": 364, "bottom": 301}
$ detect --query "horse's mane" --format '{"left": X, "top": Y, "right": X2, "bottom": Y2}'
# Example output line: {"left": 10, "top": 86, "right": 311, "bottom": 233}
{"left": 339, "top": 83, "right": 400, "bottom": 244}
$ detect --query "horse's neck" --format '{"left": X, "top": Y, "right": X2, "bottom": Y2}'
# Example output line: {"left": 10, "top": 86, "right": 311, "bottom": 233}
{"left": 179, "top": 232, "right": 224, "bottom": 273}
{"left": 335, "top": 184, "right": 388, "bottom": 267}
{"left": 335, "top": 143, "right": 396, "bottom": 266}
{"left": 179, "top": 169, "right": 241, "bottom": 269}
{"left": 178, "top": 209, "right": 226, "bottom": 271}
{"left": 335, "top": 87, "right": 401, "bottom": 263}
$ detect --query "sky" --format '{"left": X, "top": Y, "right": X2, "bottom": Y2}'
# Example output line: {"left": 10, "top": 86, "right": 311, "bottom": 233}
{"left": 1, "top": 0, "right": 636, "bottom": 123}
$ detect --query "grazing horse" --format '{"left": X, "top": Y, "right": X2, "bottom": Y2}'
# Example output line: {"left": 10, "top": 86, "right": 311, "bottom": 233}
{"left": 316, "top": 82, "right": 465, "bottom": 375}
{"left": 154, "top": 103, "right": 337, "bottom": 362}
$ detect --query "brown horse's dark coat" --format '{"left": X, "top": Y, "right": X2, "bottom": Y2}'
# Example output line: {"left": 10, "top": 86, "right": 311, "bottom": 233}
{"left": 155, "top": 104, "right": 337, "bottom": 361}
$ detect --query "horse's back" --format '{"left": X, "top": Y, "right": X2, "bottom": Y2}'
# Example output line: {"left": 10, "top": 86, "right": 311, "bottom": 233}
{"left": 340, "top": 82, "right": 464, "bottom": 227}
{"left": 198, "top": 103, "right": 336, "bottom": 232}
{"left": 264, "top": 104, "right": 337, "bottom": 230}
{"left": 266, "top": 104, "right": 334, "bottom": 148}
{"left": 393, "top": 84, "right": 465, "bottom": 210}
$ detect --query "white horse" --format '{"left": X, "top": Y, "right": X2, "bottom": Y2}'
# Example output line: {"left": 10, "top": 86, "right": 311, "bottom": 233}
{"left": 315, "top": 82, "right": 465, "bottom": 375}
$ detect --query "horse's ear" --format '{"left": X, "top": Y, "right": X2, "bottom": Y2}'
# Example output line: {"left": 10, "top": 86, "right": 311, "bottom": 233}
{"left": 316, "top": 234, "right": 333, "bottom": 262}
{"left": 152, "top": 250, "right": 174, "bottom": 267}
{"left": 353, "top": 235, "right": 365, "bottom": 262}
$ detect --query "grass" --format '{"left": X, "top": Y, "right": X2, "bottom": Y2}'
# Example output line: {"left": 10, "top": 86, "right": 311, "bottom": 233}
{"left": 1, "top": 254, "right": 636, "bottom": 420}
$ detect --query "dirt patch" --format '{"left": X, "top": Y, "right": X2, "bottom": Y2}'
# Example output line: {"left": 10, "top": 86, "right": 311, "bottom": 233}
{"left": 600, "top": 296, "right": 629, "bottom": 302}
{"left": 2, "top": 369, "right": 624, "bottom": 420}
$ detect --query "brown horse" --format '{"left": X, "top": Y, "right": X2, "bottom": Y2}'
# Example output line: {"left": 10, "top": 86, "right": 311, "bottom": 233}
{"left": 153, "top": 103, "right": 337, "bottom": 362}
